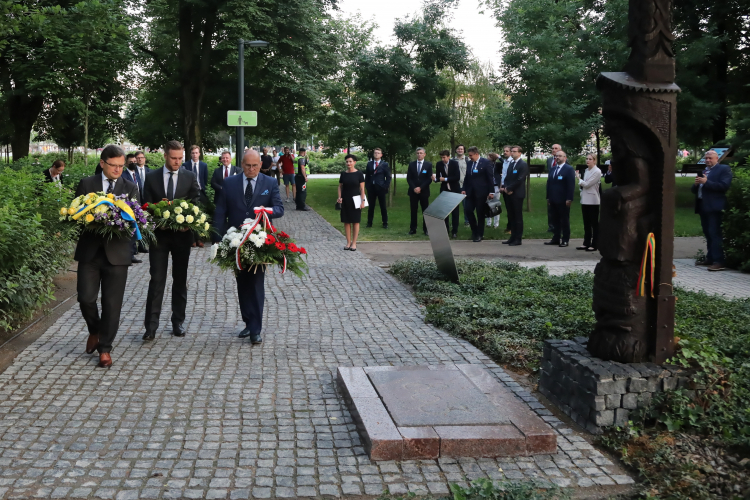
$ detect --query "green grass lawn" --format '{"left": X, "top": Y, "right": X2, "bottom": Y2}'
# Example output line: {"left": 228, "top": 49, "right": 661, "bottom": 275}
{"left": 304, "top": 177, "right": 702, "bottom": 241}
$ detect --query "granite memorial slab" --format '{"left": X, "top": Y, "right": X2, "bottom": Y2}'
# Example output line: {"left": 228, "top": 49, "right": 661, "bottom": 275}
{"left": 337, "top": 364, "right": 556, "bottom": 460}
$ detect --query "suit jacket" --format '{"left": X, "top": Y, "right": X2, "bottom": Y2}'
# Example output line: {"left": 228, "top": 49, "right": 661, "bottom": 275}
{"left": 143, "top": 167, "right": 201, "bottom": 205}
{"left": 546, "top": 162, "right": 576, "bottom": 204}
{"left": 435, "top": 160, "right": 461, "bottom": 193}
{"left": 213, "top": 173, "right": 284, "bottom": 241}
{"left": 121, "top": 169, "right": 143, "bottom": 203}
{"left": 211, "top": 165, "right": 243, "bottom": 202}
{"left": 462, "top": 157, "right": 495, "bottom": 196}
{"left": 73, "top": 175, "right": 139, "bottom": 266}
{"left": 691, "top": 163, "right": 732, "bottom": 213}
{"left": 603, "top": 168, "right": 616, "bottom": 186}
{"left": 182, "top": 161, "right": 209, "bottom": 191}
{"left": 43, "top": 168, "right": 63, "bottom": 184}
{"left": 503, "top": 159, "right": 528, "bottom": 199}
{"left": 546, "top": 156, "right": 555, "bottom": 173}
{"left": 407, "top": 160, "right": 432, "bottom": 196}
{"left": 579, "top": 167, "right": 602, "bottom": 205}
{"left": 364, "top": 160, "right": 391, "bottom": 191}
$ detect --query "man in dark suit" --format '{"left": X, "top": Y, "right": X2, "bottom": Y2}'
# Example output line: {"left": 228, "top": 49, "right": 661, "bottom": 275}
{"left": 211, "top": 151, "right": 242, "bottom": 203}
{"left": 365, "top": 147, "right": 391, "bottom": 228}
{"left": 434, "top": 149, "right": 461, "bottom": 237}
{"left": 213, "top": 150, "right": 284, "bottom": 343}
{"left": 142, "top": 140, "right": 201, "bottom": 341}
{"left": 545, "top": 150, "right": 576, "bottom": 247}
{"left": 121, "top": 164, "right": 144, "bottom": 263}
{"left": 501, "top": 145, "right": 529, "bottom": 246}
{"left": 545, "top": 144, "right": 561, "bottom": 232}
{"left": 603, "top": 160, "right": 616, "bottom": 187}
{"left": 182, "top": 145, "right": 209, "bottom": 205}
{"left": 691, "top": 150, "right": 733, "bottom": 271}
{"left": 407, "top": 147, "right": 432, "bottom": 235}
{"left": 462, "top": 146, "right": 496, "bottom": 242}
{"left": 74, "top": 145, "right": 139, "bottom": 368}
{"left": 43, "top": 160, "right": 65, "bottom": 184}
{"left": 133, "top": 151, "right": 149, "bottom": 201}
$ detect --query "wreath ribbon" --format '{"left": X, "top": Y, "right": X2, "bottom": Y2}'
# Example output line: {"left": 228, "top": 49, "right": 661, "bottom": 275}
{"left": 235, "top": 207, "right": 286, "bottom": 273}
{"left": 72, "top": 196, "right": 142, "bottom": 240}
{"left": 636, "top": 232, "right": 656, "bottom": 298}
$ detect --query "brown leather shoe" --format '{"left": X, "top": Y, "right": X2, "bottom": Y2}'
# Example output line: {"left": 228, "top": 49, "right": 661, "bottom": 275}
{"left": 98, "top": 353, "right": 112, "bottom": 368}
{"left": 86, "top": 335, "right": 99, "bottom": 354}
{"left": 707, "top": 263, "right": 726, "bottom": 272}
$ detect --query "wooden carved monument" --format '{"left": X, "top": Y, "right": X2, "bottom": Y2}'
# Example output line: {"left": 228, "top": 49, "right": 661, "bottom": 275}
{"left": 588, "top": 0, "right": 679, "bottom": 364}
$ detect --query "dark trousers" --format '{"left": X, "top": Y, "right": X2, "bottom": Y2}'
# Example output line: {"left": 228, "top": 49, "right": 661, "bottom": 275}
{"left": 465, "top": 191, "right": 489, "bottom": 238}
{"left": 503, "top": 192, "right": 512, "bottom": 230}
{"left": 507, "top": 196, "right": 524, "bottom": 242}
{"left": 409, "top": 192, "right": 429, "bottom": 232}
{"left": 367, "top": 186, "right": 388, "bottom": 225}
{"left": 77, "top": 248, "right": 129, "bottom": 354}
{"left": 581, "top": 204, "right": 600, "bottom": 248}
{"left": 295, "top": 175, "right": 307, "bottom": 209}
{"left": 699, "top": 210, "right": 724, "bottom": 264}
{"left": 236, "top": 267, "right": 265, "bottom": 334}
{"left": 444, "top": 203, "right": 460, "bottom": 235}
{"left": 547, "top": 203, "right": 555, "bottom": 230}
{"left": 144, "top": 230, "right": 193, "bottom": 332}
{"left": 549, "top": 202, "right": 571, "bottom": 243}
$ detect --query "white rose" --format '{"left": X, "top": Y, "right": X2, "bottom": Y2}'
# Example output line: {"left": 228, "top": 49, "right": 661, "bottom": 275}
{"left": 199, "top": 214, "right": 206, "bottom": 223}
{"left": 193, "top": 206, "right": 200, "bottom": 215}
{"left": 174, "top": 207, "right": 183, "bottom": 215}
{"left": 176, "top": 214, "right": 185, "bottom": 224}
{"left": 186, "top": 215, "right": 194, "bottom": 223}
{"left": 162, "top": 210, "right": 170, "bottom": 219}
{"left": 204, "top": 222, "right": 210, "bottom": 231}
{"left": 180, "top": 202, "right": 189, "bottom": 209}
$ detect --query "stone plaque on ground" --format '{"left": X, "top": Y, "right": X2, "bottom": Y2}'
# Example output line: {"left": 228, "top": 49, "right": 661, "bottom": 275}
{"left": 337, "top": 364, "right": 556, "bottom": 461}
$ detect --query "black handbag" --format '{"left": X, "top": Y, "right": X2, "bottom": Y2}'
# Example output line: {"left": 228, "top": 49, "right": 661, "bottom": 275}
{"left": 335, "top": 202, "right": 341, "bottom": 211}
{"left": 486, "top": 197, "right": 502, "bottom": 217}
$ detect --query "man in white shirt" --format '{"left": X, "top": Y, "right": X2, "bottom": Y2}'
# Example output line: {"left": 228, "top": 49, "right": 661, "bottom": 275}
{"left": 182, "top": 145, "right": 209, "bottom": 204}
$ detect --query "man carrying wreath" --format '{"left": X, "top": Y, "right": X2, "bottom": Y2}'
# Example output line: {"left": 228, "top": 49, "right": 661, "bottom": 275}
{"left": 213, "top": 150, "right": 284, "bottom": 343}
{"left": 75, "top": 145, "right": 140, "bottom": 368}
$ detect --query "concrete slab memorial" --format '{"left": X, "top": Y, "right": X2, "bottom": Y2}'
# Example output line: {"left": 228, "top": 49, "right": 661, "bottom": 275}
{"left": 337, "top": 364, "right": 556, "bottom": 461}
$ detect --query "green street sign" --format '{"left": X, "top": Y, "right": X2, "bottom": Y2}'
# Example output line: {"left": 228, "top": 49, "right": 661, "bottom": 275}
{"left": 227, "top": 110, "right": 258, "bottom": 127}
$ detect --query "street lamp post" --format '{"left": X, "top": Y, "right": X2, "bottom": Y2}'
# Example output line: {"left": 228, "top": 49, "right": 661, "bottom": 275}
{"left": 237, "top": 39, "right": 269, "bottom": 163}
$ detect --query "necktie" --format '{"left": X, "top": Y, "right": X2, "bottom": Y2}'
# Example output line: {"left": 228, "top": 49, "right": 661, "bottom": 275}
{"left": 224, "top": 166, "right": 229, "bottom": 179}
{"left": 167, "top": 172, "right": 174, "bottom": 200}
{"left": 245, "top": 177, "right": 254, "bottom": 206}
{"left": 374, "top": 161, "right": 378, "bottom": 174}
{"left": 107, "top": 179, "right": 114, "bottom": 194}
{"left": 418, "top": 161, "right": 422, "bottom": 172}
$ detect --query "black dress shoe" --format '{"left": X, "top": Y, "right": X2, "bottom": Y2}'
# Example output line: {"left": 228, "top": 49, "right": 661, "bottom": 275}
{"left": 139, "top": 248, "right": 149, "bottom": 254}
{"left": 383, "top": 223, "right": 388, "bottom": 229}
{"left": 142, "top": 331, "right": 155, "bottom": 341}
{"left": 451, "top": 233, "right": 457, "bottom": 238}
{"left": 575, "top": 246, "right": 589, "bottom": 250}
{"left": 408, "top": 230, "right": 417, "bottom": 235}
{"left": 249, "top": 332, "right": 263, "bottom": 344}
{"left": 508, "top": 241, "right": 522, "bottom": 246}
{"left": 296, "top": 207, "right": 311, "bottom": 211}
{"left": 131, "top": 256, "right": 142, "bottom": 264}
{"left": 559, "top": 242, "right": 569, "bottom": 247}
{"left": 424, "top": 230, "right": 429, "bottom": 236}
{"left": 502, "top": 240, "right": 511, "bottom": 244}
{"left": 366, "top": 223, "right": 373, "bottom": 228}
{"left": 543, "top": 240, "right": 560, "bottom": 245}
{"left": 172, "top": 324, "right": 186, "bottom": 337}
{"left": 585, "top": 247, "right": 598, "bottom": 252}
{"left": 547, "top": 226, "right": 554, "bottom": 232}
{"left": 473, "top": 236, "right": 483, "bottom": 242}
{"left": 238, "top": 328, "right": 251, "bottom": 339}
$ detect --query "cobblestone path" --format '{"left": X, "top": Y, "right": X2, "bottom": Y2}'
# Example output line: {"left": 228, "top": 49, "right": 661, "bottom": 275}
{"left": 0, "top": 203, "right": 633, "bottom": 499}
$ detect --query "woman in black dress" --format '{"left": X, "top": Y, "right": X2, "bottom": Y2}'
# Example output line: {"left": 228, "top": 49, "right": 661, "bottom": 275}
{"left": 337, "top": 154, "right": 366, "bottom": 251}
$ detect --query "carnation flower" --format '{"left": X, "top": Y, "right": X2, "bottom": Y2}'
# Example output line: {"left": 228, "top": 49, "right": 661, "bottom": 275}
{"left": 162, "top": 210, "right": 170, "bottom": 219}
{"left": 253, "top": 225, "right": 261, "bottom": 232}
{"left": 107, "top": 193, "right": 115, "bottom": 200}
{"left": 68, "top": 207, "right": 76, "bottom": 215}
{"left": 180, "top": 202, "right": 189, "bottom": 209}
{"left": 176, "top": 214, "right": 185, "bottom": 224}
{"left": 199, "top": 214, "right": 206, "bottom": 223}
{"left": 174, "top": 207, "right": 183, "bottom": 215}
{"left": 193, "top": 206, "right": 200, "bottom": 215}
{"left": 59, "top": 207, "right": 67, "bottom": 216}
{"left": 229, "top": 238, "right": 241, "bottom": 248}
{"left": 227, "top": 227, "right": 237, "bottom": 234}
{"left": 299, "top": 247, "right": 307, "bottom": 255}
{"left": 204, "top": 222, "right": 210, "bottom": 231}
{"left": 186, "top": 215, "right": 194, "bottom": 223}
{"left": 258, "top": 231, "right": 267, "bottom": 240}
{"left": 85, "top": 214, "right": 94, "bottom": 223}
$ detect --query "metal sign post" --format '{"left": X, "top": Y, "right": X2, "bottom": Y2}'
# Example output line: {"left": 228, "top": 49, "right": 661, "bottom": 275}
{"left": 422, "top": 191, "right": 466, "bottom": 283}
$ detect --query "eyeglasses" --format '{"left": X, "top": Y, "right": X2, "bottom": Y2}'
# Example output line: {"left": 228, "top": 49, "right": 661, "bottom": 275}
{"left": 103, "top": 160, "right": 125, "bottom": 168}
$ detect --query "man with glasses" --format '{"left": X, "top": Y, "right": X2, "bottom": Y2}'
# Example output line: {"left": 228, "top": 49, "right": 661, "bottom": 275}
{"left": 142, "top": 140, "right": 201, "bottom": 342}
{"left": 545, "top": 150, "right": 575, "bottom": 247}
{"left": 74, "top": 145, "right": 140, "bottom": 368}
{"left": 213, "top": 150, "right": 284, "bottom": 343}
{"left": 692, "top": 149, "right": 733, "bottom": 271}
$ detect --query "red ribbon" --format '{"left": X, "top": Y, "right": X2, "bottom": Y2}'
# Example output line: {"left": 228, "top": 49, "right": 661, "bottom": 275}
{"left": 236, "top": 207, "right": 280, "bottom": 272}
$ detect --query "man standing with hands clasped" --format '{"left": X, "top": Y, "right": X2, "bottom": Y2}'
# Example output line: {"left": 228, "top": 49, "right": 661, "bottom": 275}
{"left": 545, "top": 150, "right": 575, "bottom": 247}
{"left": 213, "top": 150, "right": 284, "bottom": 343}
{"left": 691, "top": 149, "right": 732, "bottom": 271}
{"left": 75, "top": 145, "right": 139, "bottom": 368}
{"left": 462, "top": 146, "right": 495, "bottom": 242}
{"left": 142, "top": 141, "right": 201, "bottom": 341}
{"left": 501, "top": 145, "right": 528, "bottom": 246}
{"left": 407, "top": 147, "right": 432, "bottom": 236}
{"left": 365, "top": 147, "right": 391, "bottom": 228}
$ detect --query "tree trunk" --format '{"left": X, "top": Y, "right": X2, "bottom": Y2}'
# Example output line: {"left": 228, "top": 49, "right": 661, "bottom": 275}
{"left": 7, "top": 94, "right": 44, "bottom": 160}
{"left": 595, "top": 128, "right": 601, "bottom": 164}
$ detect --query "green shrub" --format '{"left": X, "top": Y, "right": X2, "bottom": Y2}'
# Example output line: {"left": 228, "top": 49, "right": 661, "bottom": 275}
{"left": 378, "top": 478, "right": 567, "bottom": 500}
{"left": 723, "top": 165, "right": 750, "bottom": 272}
